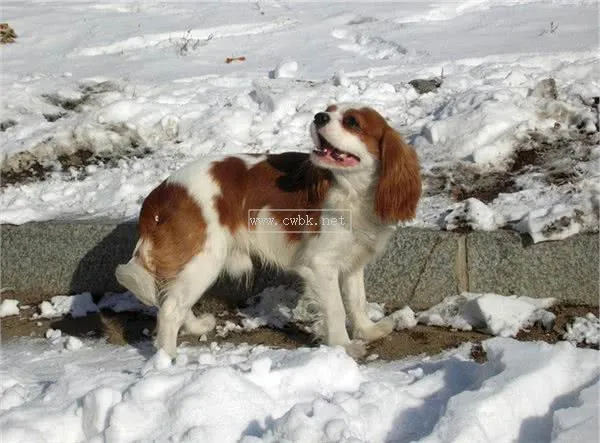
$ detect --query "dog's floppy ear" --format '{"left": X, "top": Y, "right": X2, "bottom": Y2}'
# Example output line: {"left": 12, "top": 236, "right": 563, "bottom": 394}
{"left": 375, "top": 127, "right": 421, "bottom": 223}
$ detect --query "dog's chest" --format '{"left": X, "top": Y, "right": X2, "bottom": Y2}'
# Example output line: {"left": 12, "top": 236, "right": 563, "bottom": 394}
{"left": 320, "top": 189, "right": 393, "bottom": 260}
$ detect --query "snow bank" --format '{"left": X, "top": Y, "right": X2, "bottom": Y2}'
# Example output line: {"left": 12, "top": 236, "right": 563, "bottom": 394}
{"left": 420, "top": 338, "right": 599, "bottom": 443}
{"left": 418, "top": 292, "right": 557, "bottom": 336}
{"left": 0, "top": 336, "right": 596, "bottom": 442}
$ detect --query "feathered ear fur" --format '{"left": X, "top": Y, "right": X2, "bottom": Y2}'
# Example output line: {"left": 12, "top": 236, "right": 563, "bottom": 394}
{"left": 375, "top": 128, "right": 421, "bottom": 223}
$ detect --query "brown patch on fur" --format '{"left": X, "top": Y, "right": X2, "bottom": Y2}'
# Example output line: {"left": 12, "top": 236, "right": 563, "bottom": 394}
{"left": 137, "top": 181, "right": 207, "bottom": 280}
{"left": 375, "top": 128, "right": 421, "bottom": 222}
{"left": 326, "top": 104, "right": 338, "bottom": 112}
{"left": 338, "top": 106, "right": 421, "bottom": 221}
{"left": 210, "top": 157, "right": 249, "bottom": 232}
{"left": 210, "top": 153, "right": 333, "bottom": 240}
{"left": 342, "top": 107, "right": 389, "bottom": 157}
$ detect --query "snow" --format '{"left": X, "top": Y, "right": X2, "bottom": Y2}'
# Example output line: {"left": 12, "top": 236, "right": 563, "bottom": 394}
{"left": 97, "top": 292, "right": 157, "bottom": 316}
{"left": 0, "top": 336, "right": 597, "bottom": 442}
{"left": 551, "top": 383, "right": 599, "bottom": 443}
{"left": 270, "top": 60, "right": 299, "bottom": 79}
{"left": 32, "top": 293, "right": 99, "bottom": 319}
{"left": 27, "top": 292, "right": 155, "bottom": 320}
{"left": 17, "top": 287, "right": 566, "bottom": 342}
{"left": 239, "top": 285, "right": 306, "bottom": 331}
{"left": 418, "top": 292, "right": 557, "bottom": 336}
{"left": 221, "top": 286, "right": 412, "bottom": 337}
{"left": 0, "top": 299, "right": 20, "bottom": 318}
{"left": 45, "top": 328, "right": 62, "bottom": 342}
{"left": 391, "top": 306, "right": 418, "bottom": 330}
{"left": 0, "top": 1, "right": 598, "bottom": 243}
{"left": 564, "top": 313, "right": 600, "bottom": 346}
{"left": 418, "top": 338, "right": 599, "bottom": 443}
{"left": 444, "top": 198, "right": 505, "bottom": 231}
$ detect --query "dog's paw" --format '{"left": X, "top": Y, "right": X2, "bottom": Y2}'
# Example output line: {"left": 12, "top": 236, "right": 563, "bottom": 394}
{"left": 352, "top": 316, "right": 395, "bottom": 342}
{"left": 141, "top": 349, "right": 173, "bottom": 376}
{"left": 344, "top": 340, "right": 368, "bottom": 359}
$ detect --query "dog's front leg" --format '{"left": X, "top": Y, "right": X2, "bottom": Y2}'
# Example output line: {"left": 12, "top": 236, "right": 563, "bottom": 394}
{"left": 298, "top": 265, "right": 366, "bottom": 358}
{"left": 341, "top": 267, "right": 395, "bottom": 342}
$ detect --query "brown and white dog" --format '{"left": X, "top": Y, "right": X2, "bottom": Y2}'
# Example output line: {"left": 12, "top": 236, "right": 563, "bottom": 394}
{"left": 115, "top": 103, "right": 421, "bottom": 358}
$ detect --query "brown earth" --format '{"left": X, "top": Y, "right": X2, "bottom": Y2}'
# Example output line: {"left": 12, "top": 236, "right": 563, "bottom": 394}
{"left": 1, "top": 296, "right": 597, "bottom": 362}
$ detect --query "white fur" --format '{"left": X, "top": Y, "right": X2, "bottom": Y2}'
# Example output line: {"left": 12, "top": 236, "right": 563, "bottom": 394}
{"left": 117, "top": 105, "right": 405, "bottom": 359}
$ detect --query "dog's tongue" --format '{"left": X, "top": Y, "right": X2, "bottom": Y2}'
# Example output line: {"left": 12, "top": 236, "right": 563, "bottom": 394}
{"left": 317, "top": 146, "right": 360, "bottom": 167}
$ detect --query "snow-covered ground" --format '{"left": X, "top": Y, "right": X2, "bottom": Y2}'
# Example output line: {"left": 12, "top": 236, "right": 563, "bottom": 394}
{"left": 1, "top": 1, "right": 599, "bottom": 242}
{"left": 0, "top": 335, "right": 598, "bottom": 443}
{"left": 1, "top": 289, "right": 598, "bottom": 442}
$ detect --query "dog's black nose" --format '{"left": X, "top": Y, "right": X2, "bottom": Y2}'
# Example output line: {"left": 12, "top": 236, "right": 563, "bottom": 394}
{"left": 314, "top": 112, "right": 330, "bottom": 128}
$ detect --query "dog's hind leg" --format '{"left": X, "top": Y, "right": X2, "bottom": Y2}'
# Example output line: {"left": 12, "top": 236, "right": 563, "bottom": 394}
{"left": 155, "top": 252, "right": 223, "bottom": 358}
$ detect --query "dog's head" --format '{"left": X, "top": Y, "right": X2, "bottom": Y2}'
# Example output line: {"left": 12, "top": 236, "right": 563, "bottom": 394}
{"left": 310, "top": 103, "right": 422, "bottom": 222}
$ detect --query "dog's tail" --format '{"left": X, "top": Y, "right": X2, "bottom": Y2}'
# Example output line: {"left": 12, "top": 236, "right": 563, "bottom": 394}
{"left": 115, "top": 240, "right": 157, "bottom": 307}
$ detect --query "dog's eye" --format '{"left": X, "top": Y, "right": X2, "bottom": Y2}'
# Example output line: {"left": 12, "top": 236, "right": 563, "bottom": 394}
{"left": 343, "top": 115, "right": 360, "bottom": 130}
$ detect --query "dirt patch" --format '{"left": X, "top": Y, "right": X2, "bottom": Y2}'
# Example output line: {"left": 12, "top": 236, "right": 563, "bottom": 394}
{"left": 423, "top": 126, "right": 598, "bottom": 205}
{"left": 43, "top": 112, "right": 67, "bottom": 123}
{"left": 0, "top": 119, "right": 17, "bottom": 132}
{"left": 41, "top": 81, "right": 120, "bottom": 112}
{"left": 0, "top": 81, "right": 151, "bottom": 188}
{"left": 424, "top": 164, "right": 518, "bottom": 204}
{"left": 1, "top": 152, "right": 51, "bottom": 186}
{"left": 2, "top": 302, "right": 596, "bottom": 361}
{"left": 513, "top": 128, "right": 595, "bottom": 185}
{"left": 0, "top": 23, "right": 17, "bottom": 44}
{"left": 1, "top": 133, "right": 152, "bottom": 188}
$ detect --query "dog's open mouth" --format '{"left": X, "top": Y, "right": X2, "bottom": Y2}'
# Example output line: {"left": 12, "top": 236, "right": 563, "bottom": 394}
{"left": 313, "top": 134, "right": 360, "bottom": 167}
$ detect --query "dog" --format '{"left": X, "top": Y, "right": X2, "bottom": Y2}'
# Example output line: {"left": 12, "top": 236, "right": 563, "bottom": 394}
{"left": 115, "top": 103, "right": 421, "bottom": 358}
